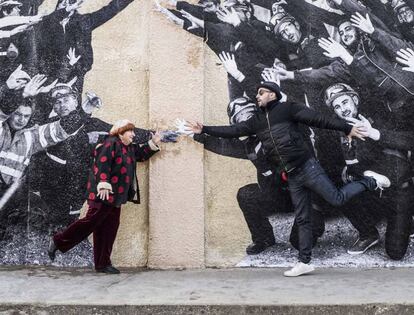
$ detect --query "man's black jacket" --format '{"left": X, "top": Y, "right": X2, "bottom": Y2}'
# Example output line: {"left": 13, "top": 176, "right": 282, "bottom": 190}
{"left": 202, "top": 100, "right": 352, "bottom": 172}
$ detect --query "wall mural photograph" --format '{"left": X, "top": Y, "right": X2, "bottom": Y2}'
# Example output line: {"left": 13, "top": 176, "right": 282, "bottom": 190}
{"left": 0, "top": 0, "right": 414, "bottom": 269}
{"left": 160, "top": 0, "right": 414, "bottom": 267}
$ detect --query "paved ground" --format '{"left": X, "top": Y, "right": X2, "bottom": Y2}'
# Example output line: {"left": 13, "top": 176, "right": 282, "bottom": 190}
{"left": 0, "top": 266, "right": 414, "bottom": 314}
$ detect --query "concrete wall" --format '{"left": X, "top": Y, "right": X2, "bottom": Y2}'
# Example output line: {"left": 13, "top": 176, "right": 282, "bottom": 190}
{"left": 70, "top": 0, "right": 250, "bottom": 268}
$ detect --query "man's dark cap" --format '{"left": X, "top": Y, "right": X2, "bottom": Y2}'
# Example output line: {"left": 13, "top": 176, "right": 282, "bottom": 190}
{"left": 256, "top": 81, "right": 282, "bottom": 100}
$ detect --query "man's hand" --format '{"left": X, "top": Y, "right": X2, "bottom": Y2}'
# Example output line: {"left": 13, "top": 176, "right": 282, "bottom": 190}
{"left": 350, "top": 12, "right": 374, "bottom": 35}
{"left": 273, "top": 66, "right": 294, "bottom": 81}
{"left": 346, "top": 114, "right": 380, "bottom": 140}
{"left": 216, "top": 7, "right": 241, "bottom": 27}
{"left": 261, "top": 68, "right": 281, "bottom": 85}
{"left": 318, "top": 37, "right": 354, "bottom": 65}
{"left": 39, "top": 79, "right": 58, "bottom": 94}
{"left": 348, "top": 125, "right": 366, "bottom": 141}
{"left": 396, "top": 48, "right": 414, "bottom": 72}
{"left": 6, "top": 64, "right": 31, "bottom": 90}
{"left": 66, "top": 47, "right": 81, "bottom": 66}
{"left": 22, "top": 74, "right": 48, "bottom": 98}
{"left": 97, "top": 188, "right": 111, "bottom": 201}
{"left": 185, "top": 121, "right": 203, "bottom": 134}
{"left": 82, "top": 91, "right": 102, "bottom": 114}
{"left": 218, "top": 51, "right": 245, "bottom": 82}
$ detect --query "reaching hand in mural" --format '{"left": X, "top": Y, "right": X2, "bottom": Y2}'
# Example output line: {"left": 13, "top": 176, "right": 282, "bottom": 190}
{"left": 87, "top": 131, "right": 109, "bottom": 144}
{"left": 346, "top": 114, "right": 380, "bottom": 140}
{"left": 22, "top": 74, "right": 48, "bottom": 98}
{"left": 261, "top": 68, "right": 280, "bottom": 85}
{"left": 82, "top": 91, "right": 103, "bottom": 114}
{"left": 39, "top": 79, "right": 58, "bottom": 94}
{"left": 396, "top": 48, "right": 414, "bottom": 72}
{"left": 216, "top": 6, "right": 241, "bottom": 26}
{"left": 0, "top": 24, "right": 30, "bottom": 39}
{"left": 273, "top": 66, "right": 294, "bottom": 81}
{"left": 350, "top": 12, "right": 374, "bottom": 35}
{"left": 58, "top": 0, "right": 85, "bottom": 12}
{"left": 175, "top": 118, "right": 194, "bottom": 136}
{"left": 6, "top": 65, "right": 31, "bottom": 90}
{"left": 318, "top": 37, "right": 354, "bottom": 65}
{"left": 219, "top": 52, "right": 245, "bottom": 82}
{"left": 66, "top": 47, "right": 81, "bottom": 66}
{"left": 153, "top": 0, "right": 184, "bottom": 27}
{"left": 180, "top": 10, "right": 204, "bottom": 29}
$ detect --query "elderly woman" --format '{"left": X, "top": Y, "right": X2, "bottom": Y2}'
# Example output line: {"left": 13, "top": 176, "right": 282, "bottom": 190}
{"left": 48, "top": 119, "right": 161, "bottom": 274}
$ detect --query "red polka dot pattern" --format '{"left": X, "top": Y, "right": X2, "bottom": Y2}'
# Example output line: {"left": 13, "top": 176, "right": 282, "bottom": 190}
{"left": 100, "top": 173, "right": 107, "bottom": 180}
{"left": 116, "top": 157, "right": 122, "bottom": 164}
{"left": 118, "top": 186, "right": 124, "bottom": 193}
{"left": 100, "top": 156, "right": 107, "bottom": 163}
{"left": 89, "top": 192, "right": 95, "bottom": 199}
{"left": 120, "top": 167, "right": 127, "bottom": 174}
{"left": 111, "top": 176, "right": 118, "bottom": 184}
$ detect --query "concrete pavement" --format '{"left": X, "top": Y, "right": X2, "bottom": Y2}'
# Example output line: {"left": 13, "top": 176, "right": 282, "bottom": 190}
{"left": 0, "top": 266, "right": 414, "bottom": 314}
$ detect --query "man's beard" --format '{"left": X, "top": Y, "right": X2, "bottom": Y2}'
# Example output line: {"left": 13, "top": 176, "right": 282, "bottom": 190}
{"left": 346, "top": 34, "right": 360, "bottom": 54}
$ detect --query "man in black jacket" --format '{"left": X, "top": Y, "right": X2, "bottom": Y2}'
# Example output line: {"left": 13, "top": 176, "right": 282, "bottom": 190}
{"left": 186, "top": 81, "right": 390, "bottom": 276}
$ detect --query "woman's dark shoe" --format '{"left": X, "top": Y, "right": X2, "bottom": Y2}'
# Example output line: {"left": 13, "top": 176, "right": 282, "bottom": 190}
{"left": 96, "top": 265, "right": 121, "bottom": 274}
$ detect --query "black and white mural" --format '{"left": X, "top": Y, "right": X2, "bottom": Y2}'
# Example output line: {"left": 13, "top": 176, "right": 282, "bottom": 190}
{"left": 0, "top": 0, "right": 158, "bottom": 265}
{"left": 2, "top": 0, "right": 414, "bottom": 267}
{"left": 165, "top": 0, "right": 414, "bottom": 266}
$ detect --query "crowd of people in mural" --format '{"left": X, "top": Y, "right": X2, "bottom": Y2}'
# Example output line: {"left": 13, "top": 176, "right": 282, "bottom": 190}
{"left": 162, "top": 0, "right": 414, "bottom": 275}
{"left": 2, "top": 0, "right": 414, "bottom": 275}
{"left": 0, "top": 0, "right": 167, "bottom": 264}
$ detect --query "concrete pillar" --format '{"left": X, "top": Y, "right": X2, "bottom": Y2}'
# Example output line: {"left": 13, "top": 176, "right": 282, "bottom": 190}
{"left": 147, "top": 8, "right": 205, "bottom": 268}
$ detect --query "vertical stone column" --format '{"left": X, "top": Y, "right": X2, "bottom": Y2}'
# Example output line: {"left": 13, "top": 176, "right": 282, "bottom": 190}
{"left": 147, "top": 8, "right": 205, "bottom": 268}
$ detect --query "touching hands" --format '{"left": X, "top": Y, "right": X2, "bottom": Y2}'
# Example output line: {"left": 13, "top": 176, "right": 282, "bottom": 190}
{"left": 346, "top": 114, "right": 380, "bottom": 140}
{"left": 175, "top": 118, "right": 194, "bottom": 136}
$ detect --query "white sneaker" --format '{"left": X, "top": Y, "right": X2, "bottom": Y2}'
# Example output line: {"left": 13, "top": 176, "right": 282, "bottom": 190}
{"left": 283, "top": 262, "right": 315, "bottom": 277}
{"left": 363, "top": 170, "right": 391, "bottom": 190}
